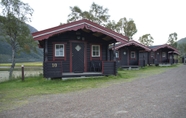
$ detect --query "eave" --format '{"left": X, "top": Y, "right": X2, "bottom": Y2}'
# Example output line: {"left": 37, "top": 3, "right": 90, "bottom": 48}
{"left": 32, "top": 19, "right": 129, "bottom": 43}
{"left": 115, "top": 40, "right": 151, "bottom": 51}
{"left": 151, "top": 44, "right": 178, "bottom": 51}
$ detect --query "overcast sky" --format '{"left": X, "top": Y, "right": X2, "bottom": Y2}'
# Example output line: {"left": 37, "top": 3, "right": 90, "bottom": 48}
{"left": 21, "top": 0, "right": 186, "bottom": 45}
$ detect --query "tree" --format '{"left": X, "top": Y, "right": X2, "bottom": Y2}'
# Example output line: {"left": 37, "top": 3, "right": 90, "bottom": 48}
{"left": 67, "top": 2, "right": 110, "bottom": 26}
{"left": 105, "top": 20, "right": 118, "bottom": 31}
{"left": 178, "top": 43, "right": 186, "bottom": 56}
{"left": 0, "top": 0, "right": 36, "bottom": 79}
{"left": 105, "top": 17, "right": 137, "bottom": 40}
{"left": 117, "top": 17, "right": 137, "bottom": 40}
{"left": 67, "top": 6, "right": 83, "bottom": 22}
{"left": 138, "top": 34, "right": 154, "bottom": 46}
{"left": 167, "top": 32, "right": 177, "bottom": 48}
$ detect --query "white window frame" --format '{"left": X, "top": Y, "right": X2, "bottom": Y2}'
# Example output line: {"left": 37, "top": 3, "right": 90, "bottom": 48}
{"left": 92, "top": 45, "right": 100, "bottom": 57}
{"left": 162, "top": 52, "right": 166, "bottom": 57}
{"left": 131, "top": 51, "right": 135, "bottom": 58}
{"left": 115, "top": 51, "right": 119, "bottom": 58}
{"left": 55, "top": 44, "right": 64, "bottom": 57}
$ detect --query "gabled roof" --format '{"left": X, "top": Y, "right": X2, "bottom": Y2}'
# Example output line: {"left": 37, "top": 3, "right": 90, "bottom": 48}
{"left": 168, "top": 50, "right": 180, "bottom": 55}
{"left": 32, "top": 19, "right": 129, "bottom": 42}
{"left": 149, "top": 44, "right": 178, "bottom": 51}
{"left": 115, "top": 40, "right": 151, "bottom": 51}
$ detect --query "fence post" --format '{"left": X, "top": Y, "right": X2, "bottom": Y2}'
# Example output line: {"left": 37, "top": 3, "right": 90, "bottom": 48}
{"left": 22, "top": 65, "right": 24, "bottom": 81}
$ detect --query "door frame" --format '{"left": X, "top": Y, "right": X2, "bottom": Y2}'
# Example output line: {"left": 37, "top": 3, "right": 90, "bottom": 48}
{"left": 70, "top": 40, "right": 87, "bottom": 72}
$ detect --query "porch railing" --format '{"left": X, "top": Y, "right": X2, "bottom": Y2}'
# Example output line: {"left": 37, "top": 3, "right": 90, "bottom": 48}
{"left": 44, "top": 61, "right": 62, "bottom": 78}
{"left": 102, "top": 61, "right": 117, "bottom": 75}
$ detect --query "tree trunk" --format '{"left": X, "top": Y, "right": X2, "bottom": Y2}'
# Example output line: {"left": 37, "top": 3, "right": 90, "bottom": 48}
{"left": 9, "top": 48, "right": 16, "bottom": 79}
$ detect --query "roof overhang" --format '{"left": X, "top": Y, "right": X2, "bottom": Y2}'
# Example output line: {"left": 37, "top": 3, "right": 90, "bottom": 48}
{"left": 168, "top": 51, "right": 180, "bottom": 55}
{"left": 115, "top": 40, "right": 151, "bottom": 51}
{"left": 32, "top": 19, "right": 129, "bottom": 43}
{"left": 152, "top": 44, "right": 177, "bottom": 51}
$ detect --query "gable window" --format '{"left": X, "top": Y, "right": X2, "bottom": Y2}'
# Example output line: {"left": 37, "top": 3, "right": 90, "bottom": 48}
{"left": 162, "top": 52, "right": 166, "bottom": 57}
{"left": 92, "top": 45, "right": 100, "bottom": 57}
{"left": 115, "top": 51, "right": 119, "bottom": 58}
{"left": 131, "top": 51, "right": 135, "bottom": 58}
{"left": 55, "top": 44, "right": 64, "bottom": 57}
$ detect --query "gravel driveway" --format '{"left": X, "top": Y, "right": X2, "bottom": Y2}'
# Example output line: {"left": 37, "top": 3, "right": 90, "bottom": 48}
{"left": 1, "top": 65, "right": 186, "bottom": 118}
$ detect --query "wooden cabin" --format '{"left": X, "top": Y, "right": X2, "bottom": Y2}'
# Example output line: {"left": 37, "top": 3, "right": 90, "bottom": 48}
{"left": 32, "top": 19, "right": 128, "bottom": 78}
{"left": 112, "top": 40, "right": 151, "bottom": 69}
{"left": 148, "top": 44, "right": 178, "bottom": 65}
{"left": 168, "top": 51, "right": 179, "bottom": 64}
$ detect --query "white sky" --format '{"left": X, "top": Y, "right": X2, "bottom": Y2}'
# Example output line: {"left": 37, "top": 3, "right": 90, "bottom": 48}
{"left": 15, "top": 0, "right": 186, "bottom": 45}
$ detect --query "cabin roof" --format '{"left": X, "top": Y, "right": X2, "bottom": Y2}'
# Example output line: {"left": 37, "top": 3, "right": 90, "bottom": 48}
{"left": 149, "top": 44, "right": 178, "bottom": 51}
{"left": 168, "top": 50, "right": 180, "bottom": 55}
{"left": 32, "top": 19, "right": 129, "bottom": 43}
{"left": 115, "top": 40, "right": 151, "bottom": 51}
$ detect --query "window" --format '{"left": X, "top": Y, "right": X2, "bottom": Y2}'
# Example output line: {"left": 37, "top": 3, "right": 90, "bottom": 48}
{"left": 55, "top": 44, "right": 64, "bottom": 57}
{"left": 131, "top": 51, "right": 135, "bottom": 58}
{"left": 151, "top": 52, "right": 154, "bottom": 57}
{"left": 92, "top": 45, "right": 100, "bottom": 57}
{"left": 162, "top": 52, "right": 166, "bottom": 57}
{"left": 115, "top": 51, "right": 119, "bottom": 58}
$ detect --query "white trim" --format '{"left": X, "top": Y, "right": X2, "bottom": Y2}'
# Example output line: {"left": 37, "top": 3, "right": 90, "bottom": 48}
{"left": 116, "top": 42, "right": 151, "bottom": 51}
{"left": 33, "top": 23, "right": 85, "bottom": 38}
{"left": 33, "top": 22, "right": 128, "bottom": 42}
{"left": 92, "top": 45, "right": 100, "bottom": 57}
{"left": 131, "top": 51, "right": 136, "bottom": 58}
{"left": 55, "top": 44, "right": 64, "bottom": 57}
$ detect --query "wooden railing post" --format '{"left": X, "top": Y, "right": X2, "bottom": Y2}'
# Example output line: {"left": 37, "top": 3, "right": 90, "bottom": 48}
{"left": 21, "top": 65, "right": 24, "bottom": 81}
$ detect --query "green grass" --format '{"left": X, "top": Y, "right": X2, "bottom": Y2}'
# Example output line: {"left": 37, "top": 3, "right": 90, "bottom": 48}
{"left": 0, "top": 64, "right": 179, "bottom": 112}
{"left": 0, "top": 62, "right": 43, "bottom": 71}
{"left": 0, "top": 62, "right": 42, "bottom": 67}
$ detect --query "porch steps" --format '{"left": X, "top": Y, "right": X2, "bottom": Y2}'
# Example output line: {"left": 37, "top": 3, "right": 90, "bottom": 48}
{"left": 121, "top": 65, "right": 140, "bottom": 70}
{"left": 62, "top": 72, "right": 103, "bottom": 77}
{"left": 159, "top": 63, "right": 171, "bottom": 67}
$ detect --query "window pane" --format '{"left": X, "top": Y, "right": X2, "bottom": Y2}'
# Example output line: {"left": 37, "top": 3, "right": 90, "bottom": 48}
{"left": 92, "top": 45, "right": 100, "bottom": 57}
{"left": 131, "top": 52, "right": 135, "bottom": 58}
{"left": 55, "top": 44, "right": 64, "bottom": 56}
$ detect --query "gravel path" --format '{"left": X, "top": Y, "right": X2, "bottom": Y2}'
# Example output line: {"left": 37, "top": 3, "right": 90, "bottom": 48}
{"left": 1, "top": 65, "right": 186, "bottom": 118}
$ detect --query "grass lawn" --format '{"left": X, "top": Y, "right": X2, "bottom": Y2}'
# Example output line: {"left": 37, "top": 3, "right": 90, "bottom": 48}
{"left": 0, "top": 64, "right": 179, "bottom": 112}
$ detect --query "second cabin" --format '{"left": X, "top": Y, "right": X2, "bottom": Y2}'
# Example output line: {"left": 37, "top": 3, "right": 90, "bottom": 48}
{"left": 111, "top": 40, "right": 151, "bottom": 69}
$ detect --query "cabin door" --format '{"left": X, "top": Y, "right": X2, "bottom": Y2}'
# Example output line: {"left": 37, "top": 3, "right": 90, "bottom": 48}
{"left": 139, "top": 52, "right": 147, "bottom": 66}
{"left": 72, "top": 42, "right": 84, "bottom": 73}
{"left": 121, "top": 49, "right": 128, "bottom": 65}
{"left": 156, "top": 52, "right": 160, "bottom": 63}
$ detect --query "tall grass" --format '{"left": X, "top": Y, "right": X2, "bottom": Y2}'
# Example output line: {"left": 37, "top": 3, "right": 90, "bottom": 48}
{"left": 0, "top": 62, "right": 42, "bottom": 67}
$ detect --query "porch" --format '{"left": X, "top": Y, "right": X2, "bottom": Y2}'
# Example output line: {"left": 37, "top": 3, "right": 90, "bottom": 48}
{"left": 43, "top": 61, "right": 117, "bottom": 78}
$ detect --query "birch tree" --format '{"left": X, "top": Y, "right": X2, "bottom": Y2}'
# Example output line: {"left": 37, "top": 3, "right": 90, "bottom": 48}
{"left": 0, "top": 0, "right": 36, "bottom": 79}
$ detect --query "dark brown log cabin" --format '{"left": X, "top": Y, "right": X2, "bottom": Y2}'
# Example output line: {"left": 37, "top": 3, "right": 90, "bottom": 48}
{"left": 112, "top": 40, "right": 151, "bottom": 68}
{"left": 148, "top": 44, "right": 179, "bottom": 65}
{"left": 32, "top": 19, "right": 128, "bottom": 78}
